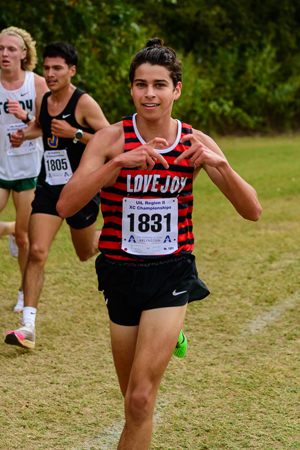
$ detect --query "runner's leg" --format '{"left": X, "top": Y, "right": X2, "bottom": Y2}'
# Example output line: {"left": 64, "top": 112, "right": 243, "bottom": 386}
{"left": 0, "top": 220, "right": 15, "bottom": 237}
{"left": 111, "top": 304, "right": 187, "bottom": 450}
{"left": 24, "top": 213, "right": 63, "bottom": 308}
{"left": 0, "top": 188, "right": 14, "bottom": 237}
{"left": 5, "top": 213, "right": 63, "bottom": 348}
{"left": 0, "top": 187, "right": 10, "bottom": 212}
{"left": 12, "top": 188, "right": 35, "bottom": 290}
{"left": 70, "top": 222, "right": 100, "bottom": 261}
{"left": 110, "top": 322, "right": 139, "bottom": 397}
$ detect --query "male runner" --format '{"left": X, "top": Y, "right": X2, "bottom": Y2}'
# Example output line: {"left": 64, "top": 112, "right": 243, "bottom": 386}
{"left": 0, "top": 27, "right": 48, "bottom": 311}
{"left": 56, "top": 38, "right": 262, "bottom": 449}
{"left": 5, "top": 41, "right": 109, "bottom": 348}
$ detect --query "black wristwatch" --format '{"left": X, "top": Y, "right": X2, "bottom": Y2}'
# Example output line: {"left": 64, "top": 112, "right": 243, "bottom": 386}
{"left": 73, "top": 129, "right": 83, "bottom": 143}
{"left": 22, "top": 112, "right": 33, "bottom": 123}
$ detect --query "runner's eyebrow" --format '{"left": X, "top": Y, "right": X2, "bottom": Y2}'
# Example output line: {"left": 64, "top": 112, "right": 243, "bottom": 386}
{"left": 134, "top": 78, "right": 170, "bottom": 84}
{"left": 43, "top": 65, "right": 64, "bottom": 69}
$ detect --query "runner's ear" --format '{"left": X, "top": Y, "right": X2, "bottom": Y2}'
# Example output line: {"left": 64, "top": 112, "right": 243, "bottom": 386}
{"left": 174, "top": 82, "right": 182, "bottom": 101}
{"left": 69, "top": 65, "right": 76, "bottom": 77}
{"left": 21, "top": 48, "right": 27, "bottom": 61}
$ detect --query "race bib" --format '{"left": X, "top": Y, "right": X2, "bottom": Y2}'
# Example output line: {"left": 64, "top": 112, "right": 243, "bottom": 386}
{"left": 6, "top": 123, "right": 38, "bottom": 156}
{"left": 44, "top": 149, "right": 73, "bottom": 185}
{"left": 122, "top": 197, "right": 178, "bottom": 256}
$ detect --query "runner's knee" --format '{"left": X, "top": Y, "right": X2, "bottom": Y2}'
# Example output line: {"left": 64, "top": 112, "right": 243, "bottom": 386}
{"left": 75, "top": 249, "right": 91, "bottom": 262}
{"left": 28, "top": 243, "right": 49, "bottom": 265}
{"left": 125, "top": 387, "right": 153, "bottom": 422}
{"left": 14, "top": 232, "right": 29, "bottom": 250}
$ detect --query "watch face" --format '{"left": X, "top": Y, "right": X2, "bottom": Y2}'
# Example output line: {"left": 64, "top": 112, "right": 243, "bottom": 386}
{"left": 27, "top": 112, "right": 33, "bottom": 121}
{"left": 75, "top": 130, "right": 83, "bottom": 140}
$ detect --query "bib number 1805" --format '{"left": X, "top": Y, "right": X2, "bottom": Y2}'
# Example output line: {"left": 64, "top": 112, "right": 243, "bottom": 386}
{"left": 46, "top": 158, "right": 68, "bottom": 171}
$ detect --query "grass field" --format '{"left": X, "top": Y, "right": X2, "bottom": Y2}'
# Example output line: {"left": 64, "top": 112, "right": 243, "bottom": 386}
{"left": 0, "top": 135, "right": 300, "bottom": 449}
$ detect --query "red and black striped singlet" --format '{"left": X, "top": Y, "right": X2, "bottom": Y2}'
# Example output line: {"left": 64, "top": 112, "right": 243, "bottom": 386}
{"left": 99, "top": 114, "right": 195, "bottom": 260}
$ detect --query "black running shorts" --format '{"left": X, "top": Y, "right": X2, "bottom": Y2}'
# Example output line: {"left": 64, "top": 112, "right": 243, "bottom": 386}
{"left": 31, "top": 182, "right": 100, "bottom": 229}
{"left": 95, "top": 254, "right": 210, "bottom": 326}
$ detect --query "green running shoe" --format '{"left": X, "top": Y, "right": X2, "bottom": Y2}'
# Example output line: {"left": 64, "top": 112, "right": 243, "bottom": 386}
{"left": 173, "top": 329, "right": 187, "bottom": 358}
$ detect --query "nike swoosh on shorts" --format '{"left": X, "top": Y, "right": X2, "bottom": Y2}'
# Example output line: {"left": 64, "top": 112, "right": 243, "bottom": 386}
{"left": 172, "top": 289, "right": 187, "bottom": 296}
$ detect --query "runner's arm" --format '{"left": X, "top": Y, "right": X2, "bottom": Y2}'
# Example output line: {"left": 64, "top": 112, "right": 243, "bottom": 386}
{"left": 10, "top": 95, "right": 43, "bottom": 147}
{"left": 6, "top": 98, "right": 34, "bottom": 123}
{"left": 57, "top": 125, "right": 123, "bottom": 217}
{"left": 6, "top": 75, "right": 47, "bottom": 123}
{"left": 79, "top": 93, "right": 110, "bottom": 132}
{"left": 57, "top": 124, "right": 169, "bottom": 218}
{"left": 176, "top": 130, "right": 262, "bottom": 221}
{"left": 34, "top": 73, "right": 49, "bottom": 97}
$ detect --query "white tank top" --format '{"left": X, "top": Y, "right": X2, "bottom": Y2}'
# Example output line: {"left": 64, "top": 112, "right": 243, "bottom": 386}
{"left": 0, "top": 70, "right": 43, "bottom": 180}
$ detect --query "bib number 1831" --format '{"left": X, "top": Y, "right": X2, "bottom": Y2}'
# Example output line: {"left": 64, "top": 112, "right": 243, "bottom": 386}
{"left": 127, "top": 212, "right": 171, "bottom": 233}
{"left": 122, "top": 198, "right": 178, "bottom": 256}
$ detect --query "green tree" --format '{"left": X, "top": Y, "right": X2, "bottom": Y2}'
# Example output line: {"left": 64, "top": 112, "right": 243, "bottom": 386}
{"left": 0, "top": 0, "right": 146, "bottom": 123}
{"left": 127, "top": 0, "right": 300, "bottom": 133}
{"left": 1, "top": 0, "right": 300, "bottom": 132}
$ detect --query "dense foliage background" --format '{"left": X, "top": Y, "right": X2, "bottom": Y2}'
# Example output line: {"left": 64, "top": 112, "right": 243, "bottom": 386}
{"left": 1, "top": 0, "right": 299, "bottom": 134}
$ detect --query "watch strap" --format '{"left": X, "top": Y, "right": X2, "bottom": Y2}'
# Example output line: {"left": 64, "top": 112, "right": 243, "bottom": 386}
{"left": 22, "top": 112, "right": 31, "bottom": 124}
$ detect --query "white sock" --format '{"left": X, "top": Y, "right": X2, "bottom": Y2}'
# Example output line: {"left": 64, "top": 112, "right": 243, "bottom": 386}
{"left": 16, "top": 290, "right": 24, "bottom": 306}
{"left": 23, "top": 307, "right": 37, "bottom": 329}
